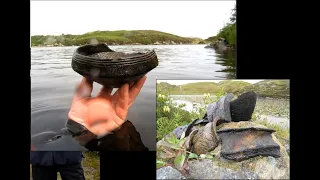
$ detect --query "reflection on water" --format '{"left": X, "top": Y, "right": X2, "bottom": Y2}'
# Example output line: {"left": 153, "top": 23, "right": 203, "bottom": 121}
{"left": 31, "top": 45, "right": 236, "bottom": 151}
{"left": 214, "top": 50, "right": 236, "bottom": 79}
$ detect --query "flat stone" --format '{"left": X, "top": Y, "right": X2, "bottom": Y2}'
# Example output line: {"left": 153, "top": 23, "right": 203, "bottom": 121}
{"left": 156, "top": 166, "right": 186, "bottom": 179}
{"left": 188, "top": 159, "right": 259, "bottom": 179}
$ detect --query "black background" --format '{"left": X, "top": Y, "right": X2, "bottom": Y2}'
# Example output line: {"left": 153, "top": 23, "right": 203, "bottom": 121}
{"left": 3, "top": 0, "right": 307, "bottom": 179}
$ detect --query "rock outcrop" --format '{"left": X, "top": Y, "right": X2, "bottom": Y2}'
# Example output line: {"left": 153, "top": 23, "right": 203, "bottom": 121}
{"left": 157, "top": 122, "right": 289, "bottom": 179}
{"left": 156, "top": 166, "right": 186, "bottom": 179}
{"left": 157, "top": 134, "right": 289, "bottom": 179}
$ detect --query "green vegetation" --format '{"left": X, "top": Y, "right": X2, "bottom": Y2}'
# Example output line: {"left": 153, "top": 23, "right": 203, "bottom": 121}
{"left": 157, "top": 84, "right": 221, "bottom": 172}
{"left": 156, "top": 87, "right": 199, "bottom": 142}
{"left": 80, "top": 152, "right": 100, "bottom": 180}
{"left": 156, "top": 132, "right": 215, "bottom": 172}
{"left": 31, "top": 30, "right": 204, "bottom": 47}
{"left": 198, "top": 40, "right": 206, "bottom": 44}
{"left": 206, "top": 3, "right": 236, "bottom": 48}
{"left": 30, "top": 152, "right": 100, "bottom": 180}
{"left": 157, "top": 80, "right": 290, "bottom": 99}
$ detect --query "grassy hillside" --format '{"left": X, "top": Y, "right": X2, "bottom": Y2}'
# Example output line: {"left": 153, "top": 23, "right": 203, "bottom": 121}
{"left": 31, "top": 30, "right": 204, "bottom": 46}
{"left": 244, "top": 80, "right": 290, "bottom": 99}
{"left": 157, "top": 80, "right": 290, "bottom": 99}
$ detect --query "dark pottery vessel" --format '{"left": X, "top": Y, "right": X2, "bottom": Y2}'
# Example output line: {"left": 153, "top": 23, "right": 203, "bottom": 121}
{"left": 217, "top": 127, "right": 281, "bottom": 161}
{"left": 230, "top": 91, "right": 257, "bottom": 122}
{"left": 71, "top": 43, "right": 158, "bottom": 88}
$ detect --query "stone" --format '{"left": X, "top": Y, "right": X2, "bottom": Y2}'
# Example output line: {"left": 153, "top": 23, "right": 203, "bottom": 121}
{"left": 285, "top": 144, "right": 290, "bottom": 156}
{"left": 156, "top": 166, "right": 186, "bottom": 179}
{"left": 186, "top": 135, "right": 289, "bottom": 179}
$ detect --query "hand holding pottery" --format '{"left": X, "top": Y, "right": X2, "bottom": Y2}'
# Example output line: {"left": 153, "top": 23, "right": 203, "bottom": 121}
{"left": 68, "top": 76, "right": 147, "bottom": 137}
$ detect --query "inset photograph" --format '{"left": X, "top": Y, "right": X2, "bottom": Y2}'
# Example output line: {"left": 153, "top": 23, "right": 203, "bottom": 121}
{"left": 156, "top": 80, "right": 290, "bottom": 179}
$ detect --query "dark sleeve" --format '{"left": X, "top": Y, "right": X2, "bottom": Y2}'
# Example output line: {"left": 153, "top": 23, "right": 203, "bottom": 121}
{"left": 97, "top": 120, "right": 149, "bottom": 151}
{"left": 65, "top": 119, "right": 149, "bottom": 151}
{"left": 65, "top": 119, "right": 99, "bottom": 151}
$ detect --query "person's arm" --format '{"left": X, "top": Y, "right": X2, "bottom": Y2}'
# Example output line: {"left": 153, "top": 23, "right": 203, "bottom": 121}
{"left": 65, "top": 119, "right": 98, "bottom": 150}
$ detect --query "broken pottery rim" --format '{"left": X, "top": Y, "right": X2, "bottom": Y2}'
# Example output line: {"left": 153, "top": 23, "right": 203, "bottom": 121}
{"left": 221, "top": 144, "right": 280, "bottom": 155}
{"left": 217, "top": 127, "right": 276, "bottom": 134}
{"left": 72, "top": 43, "right": 157, "bottom": 65}
{"left": 71, "top": 43, "right": 159, "bottom": 78}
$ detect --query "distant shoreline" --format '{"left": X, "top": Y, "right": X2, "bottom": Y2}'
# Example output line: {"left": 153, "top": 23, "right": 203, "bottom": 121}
{"left": 31, "top": 30, "right": 208, "bottom": 47}
{"left": 31, "top": 43, "right": 205, "bottom": 48}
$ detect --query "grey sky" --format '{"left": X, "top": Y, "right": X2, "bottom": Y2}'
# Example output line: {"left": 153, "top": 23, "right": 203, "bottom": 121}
{"left": 157, "top": 80, "right": 264, "bottom": 85}
{"left": 31, "top": 1, "right": 236, "bottom": 39}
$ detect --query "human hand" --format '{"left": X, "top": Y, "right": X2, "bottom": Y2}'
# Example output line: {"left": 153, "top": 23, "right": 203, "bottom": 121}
{"left": 68, "top": 76, "right": 147, "bottom": 137}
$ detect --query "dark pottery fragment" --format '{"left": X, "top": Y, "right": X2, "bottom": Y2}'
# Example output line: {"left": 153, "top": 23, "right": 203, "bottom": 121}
{"left": 206, "top": 93, "right": 234, "bottom": 123}
{"left": 184, "top": 94, "right": 234, "bottom": 137}
{"left": 71, "top": 43, "right": 158, "bottom": 88}
{"left": 217, "top": 128, "right": 281, "bottom": 161}
{"left": 185, "top": 117, "right": 221, "bottom": 155}
{"left": 230, "top": 92, "right": 257, "bottom": 122}
{"left": 171, "top": 124, "right": 189, "bottom": 139}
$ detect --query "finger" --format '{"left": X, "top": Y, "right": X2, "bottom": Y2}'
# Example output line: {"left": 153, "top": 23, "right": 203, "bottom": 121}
{"left": 113, "top": 82, "right": 133, "bottom": 98}
{"left": 97, "top": 86, "right": 113, "bottom": 99}
{"left": 128, "top": 76, "right": 147, "bottom": 106}
{"left": 115, "top": 83, "right": 129, "bottom": 120}
{"left": 129, "top": 82, "right": 135, "bottom": 88}
{"left": 74, "top": 77, "right": 93, "bottom": 101}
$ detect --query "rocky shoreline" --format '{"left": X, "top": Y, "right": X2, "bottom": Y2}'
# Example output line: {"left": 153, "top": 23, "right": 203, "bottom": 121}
{"left": 31, "top": 42, "right": 201, "bottom": 48}
{"left": 205, "top": 37, "right": 235, "bottom": 51}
